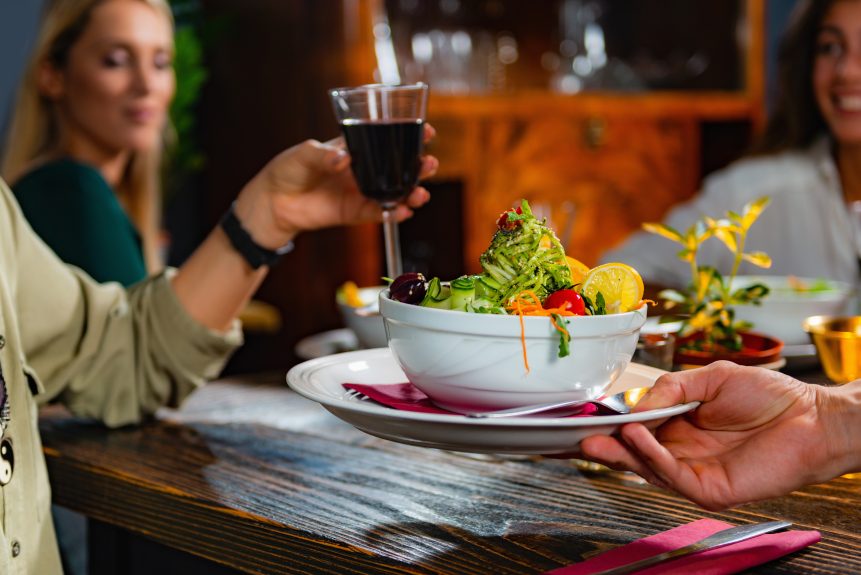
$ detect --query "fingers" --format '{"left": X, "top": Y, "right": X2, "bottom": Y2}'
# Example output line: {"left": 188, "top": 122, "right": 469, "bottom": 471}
{"left": 634, "top": 361, "right": 738, "bottom": 412}
{"left": 580, "top": 432, "right": 665, "bottom": 486}
{"left": 617, "top": 422, "right": 719, "bottom": 503}
{"left": 389, "top": 187, "right": 431, "bottom": 221}
{"left": 423, "top": 123, "right": 437, "bottom": 142}
{"left": 291, "top": 139, "right": 349, "bottom": 173}
{"left": 321, "top": 135, "right": 346, "bottom": 150}
{"left": 419, "top": 155, "right": 439, "bottom": 179}
{"left": 405, "top": 186, "right": 431, "bottom": 208}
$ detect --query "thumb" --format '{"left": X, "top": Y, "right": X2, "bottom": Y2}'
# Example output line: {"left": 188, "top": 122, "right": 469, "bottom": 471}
{"left": 634, "top": 361, "right": 736, "bottom": 411}
{"left": 291, "top": 139, "right": 350, "bottom": 174}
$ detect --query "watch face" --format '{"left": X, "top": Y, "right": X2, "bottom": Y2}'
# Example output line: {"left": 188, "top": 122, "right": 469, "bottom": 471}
{"left": 275, "top": 240, "right": 295, "bottom": 256}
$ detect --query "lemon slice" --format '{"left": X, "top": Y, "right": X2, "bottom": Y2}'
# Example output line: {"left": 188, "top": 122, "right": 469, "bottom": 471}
{"left": 566, "top": 256, "right": 590, "bottom": 285}
{"left": 337, "top": 281, "right": 364, "bottom": 307}
{"left": 580, "top": 262, "right": 644, "bottom": 314}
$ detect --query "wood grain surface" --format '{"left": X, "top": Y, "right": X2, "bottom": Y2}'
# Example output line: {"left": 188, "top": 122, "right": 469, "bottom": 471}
{"left": 40, "top": 374, "right": 861, "bottom": 574}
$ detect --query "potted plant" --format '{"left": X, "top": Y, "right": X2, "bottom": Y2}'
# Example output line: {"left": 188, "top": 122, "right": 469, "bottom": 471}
{"left": 644, "top": 196, "right": 783, "bottom": 366}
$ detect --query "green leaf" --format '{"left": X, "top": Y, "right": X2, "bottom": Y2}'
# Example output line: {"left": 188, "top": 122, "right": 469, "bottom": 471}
{"left": 596, "top": 292, "right": 607, "bottom": 315}
{"left": 676, "top": 248, "right": 696, "bottom": 262}
{"left": 519, "top": 199, "right": 534, "bottom": 217}
{"left": 552, "top": 313, "right": 571, "bottom": 357}
{"left": 730, "top": 283, "right": 769, "bottom": 303}
{"left": 582, "top": 291, "right": 607, "bottom": 315}
{"left": 741, "top": 251, "right": 772, "bottom": 268}
{"left": 657, "top": 289, "right": 686, "bottom": 303}
{"left": 642, "top": 222, "right": 684, "bottom": 243}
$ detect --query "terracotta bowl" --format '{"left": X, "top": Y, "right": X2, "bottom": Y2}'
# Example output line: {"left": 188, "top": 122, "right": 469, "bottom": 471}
{"left": 673, "top": 331, "right": 784, "bottom": 367}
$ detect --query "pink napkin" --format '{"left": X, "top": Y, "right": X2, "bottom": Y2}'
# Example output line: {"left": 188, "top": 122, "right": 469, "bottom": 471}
{"left": 343, "top": 382, "right": 599, "bottom": 416}
{"left": 544, "top": 518, "right": 820, "bottom": 575}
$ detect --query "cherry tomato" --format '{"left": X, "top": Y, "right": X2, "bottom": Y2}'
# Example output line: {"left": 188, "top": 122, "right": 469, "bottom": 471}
{"left": 544, "top": 289, "right": 586, "bottom": 315}
{"left": 496, "top": 206, "right": 523, "bottom": 231}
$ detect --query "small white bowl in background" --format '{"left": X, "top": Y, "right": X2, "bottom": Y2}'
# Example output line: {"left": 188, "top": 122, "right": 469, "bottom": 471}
{"left": 380, "top": 290, "right": 647, "bottom": 414}
{"left": 336, "top": 285, "right": 388, "bottom": 349}
{"left": 731, "top": 276, "right": 854, "bottom": 346}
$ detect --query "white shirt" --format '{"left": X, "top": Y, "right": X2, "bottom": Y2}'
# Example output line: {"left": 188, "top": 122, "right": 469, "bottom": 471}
{"left": 602, "top": 137, "right": 861, "bottom": 288}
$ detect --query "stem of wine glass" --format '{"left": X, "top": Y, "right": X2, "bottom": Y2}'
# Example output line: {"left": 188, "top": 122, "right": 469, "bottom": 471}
{"left": 381, "top": 207, "right": 403, "bottom": 279}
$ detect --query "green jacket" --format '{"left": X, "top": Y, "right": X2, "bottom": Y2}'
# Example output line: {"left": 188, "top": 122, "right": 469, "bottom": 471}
{"left": 0, "top": 178, "right": 241, "bottom": 574}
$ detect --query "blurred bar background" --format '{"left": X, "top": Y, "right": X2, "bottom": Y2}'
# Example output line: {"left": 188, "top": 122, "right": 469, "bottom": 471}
{"left": 0, "top": 0, "right": 799, "bottom": 374}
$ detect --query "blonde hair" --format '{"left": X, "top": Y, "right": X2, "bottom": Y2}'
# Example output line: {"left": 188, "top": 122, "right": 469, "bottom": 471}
{"left": 1, "top": 0, "right": 175, "bottom": 273}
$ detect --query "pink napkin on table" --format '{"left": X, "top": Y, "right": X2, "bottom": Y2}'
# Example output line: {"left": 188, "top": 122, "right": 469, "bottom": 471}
{"left": 343, "top": 382, "right": 599, "bottom": 416}
{"left": 544, "top": 518, "right": 819, "bottom": 575}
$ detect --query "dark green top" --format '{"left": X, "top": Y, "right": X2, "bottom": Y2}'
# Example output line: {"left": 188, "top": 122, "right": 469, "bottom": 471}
{"left": 13, "top": 158, "right": 147, "bottom": 287}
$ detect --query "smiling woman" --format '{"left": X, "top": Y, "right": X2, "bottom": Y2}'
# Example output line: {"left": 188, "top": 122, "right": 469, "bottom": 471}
{"left": 603, "top": 0, "right": 861, "bottom": 291}
{"left": 1, "top": 0, "right": 175, "bottom": 283}
{"left": 813, "top": 1, "right": 861, "bottom": 164}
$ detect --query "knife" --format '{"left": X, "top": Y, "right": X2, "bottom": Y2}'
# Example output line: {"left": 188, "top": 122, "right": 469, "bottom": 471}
{"left": 590, "top": 520, "right": 793, "bottom": 575}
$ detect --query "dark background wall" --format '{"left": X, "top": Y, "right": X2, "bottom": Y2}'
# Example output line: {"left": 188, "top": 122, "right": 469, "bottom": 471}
{"left": 0, "top": 0, "right": 47, "bottom": 140}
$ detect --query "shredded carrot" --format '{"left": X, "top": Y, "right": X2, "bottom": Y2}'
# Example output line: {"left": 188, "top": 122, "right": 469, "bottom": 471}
{"left": 515, "top": 297, "right": 529, "bottom": 373}
{"left": 636, "top": 299, "right": 658, "bottom": 308}
{"left": 507, "top": 290, "right": 578, "bottom": 372}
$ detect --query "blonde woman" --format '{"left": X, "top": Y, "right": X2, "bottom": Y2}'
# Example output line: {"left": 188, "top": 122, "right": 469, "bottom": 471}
{"left": 2, "top": 0, "right": 173, "bottom": 285}
{"left": 0, "top": 2, "right": 437, "bottom": 573}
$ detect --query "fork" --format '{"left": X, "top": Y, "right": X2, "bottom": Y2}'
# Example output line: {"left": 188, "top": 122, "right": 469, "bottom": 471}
{"left": 343, "top": 388, "right": 371, "bottom": 401}
{"left": 464, "top": 391, "right": 631, "bottom": 419}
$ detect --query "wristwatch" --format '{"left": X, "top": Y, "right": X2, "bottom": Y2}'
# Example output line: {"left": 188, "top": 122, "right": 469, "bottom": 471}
{"left": 219, "top": 202, "right": 294, "bottom": 269}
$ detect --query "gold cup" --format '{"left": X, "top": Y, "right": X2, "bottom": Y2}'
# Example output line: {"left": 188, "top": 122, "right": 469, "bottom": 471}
{"left": 803, "top": 316, "right": 861, "bottom": 384}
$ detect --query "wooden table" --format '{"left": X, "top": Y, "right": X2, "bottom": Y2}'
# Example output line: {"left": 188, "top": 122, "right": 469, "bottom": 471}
{"left": 40, "top": 369, "right": 861, "bottom": 575}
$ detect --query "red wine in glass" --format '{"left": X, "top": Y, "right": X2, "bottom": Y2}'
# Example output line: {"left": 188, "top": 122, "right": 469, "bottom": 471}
{"left": 330, "top": 83, "right": 428, "bottom": 278}
{"left": 341, "top": 119, "right": 425, "bottom": 207}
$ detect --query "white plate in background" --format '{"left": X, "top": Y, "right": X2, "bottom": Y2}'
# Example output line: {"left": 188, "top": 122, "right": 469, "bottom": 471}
{"left": 295, "top": 329, "right": 361, "bottom": 360}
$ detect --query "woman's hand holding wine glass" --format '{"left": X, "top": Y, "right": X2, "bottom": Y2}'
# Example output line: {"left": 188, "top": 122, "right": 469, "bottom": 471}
{"left": 232, "top": 124, "right": 437, "bottom": 252}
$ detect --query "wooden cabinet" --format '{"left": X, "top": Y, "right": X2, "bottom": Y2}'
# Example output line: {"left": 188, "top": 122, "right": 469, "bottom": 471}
{"left": 460, "top": 108, "right": 700, "bottom": 268}
{"left": 344, "top": 0, "right": 766, "bottom": 277}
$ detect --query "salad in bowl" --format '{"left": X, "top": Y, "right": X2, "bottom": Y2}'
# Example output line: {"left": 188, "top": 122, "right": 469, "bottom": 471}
{"left": 380, "top": 200, "right": 649, "bottom": 414}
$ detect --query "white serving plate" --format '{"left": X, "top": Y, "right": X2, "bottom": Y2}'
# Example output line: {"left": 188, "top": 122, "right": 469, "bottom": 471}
{"left": 286, "top": 349, "right": 698, "bottom": 455}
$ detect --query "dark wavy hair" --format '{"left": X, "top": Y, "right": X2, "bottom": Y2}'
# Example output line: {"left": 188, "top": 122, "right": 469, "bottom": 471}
{"left": 752, "top": 0, "right": 838, "bottom": 154}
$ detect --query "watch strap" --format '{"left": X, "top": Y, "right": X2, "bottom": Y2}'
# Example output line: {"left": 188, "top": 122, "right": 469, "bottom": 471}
{"left": 219, "top": 202, "right": 294, "bottom": 269}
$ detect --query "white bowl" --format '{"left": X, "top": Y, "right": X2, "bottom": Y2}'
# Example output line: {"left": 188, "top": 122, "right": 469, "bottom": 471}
{"left": 379, "top": 291, "right": 647, "bottom": 414}
{"left": 336, "top": 286, "right": 388, "bottom": 349}
{"left": 731, "top": 276, "right": 854, "bottom": 345}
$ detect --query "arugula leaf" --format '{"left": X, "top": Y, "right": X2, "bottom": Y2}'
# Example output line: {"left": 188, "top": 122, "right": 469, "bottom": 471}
{"left": 551, "top": 313, "right": 571, "bottom": 357}
{"left": 595, "top": 292, "right": 607, "bottom": 315}
{"left": 582, "top": 291, "right": 608, "bottom": 315}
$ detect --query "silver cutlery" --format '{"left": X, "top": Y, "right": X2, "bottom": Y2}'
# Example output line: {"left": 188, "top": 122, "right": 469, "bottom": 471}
{"left": 590, "top": 520, "right": 793, "bottom": 575}
{"left": 465, "top": 390, "right": 631, "bottom": 419}
{"left": 343, "top": 389, "right": 372, "bottom": 401}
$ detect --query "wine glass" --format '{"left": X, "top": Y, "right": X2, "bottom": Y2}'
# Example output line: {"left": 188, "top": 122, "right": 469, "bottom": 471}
{"left": 329, "top": 83, "right": 429, "bottom": 279}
